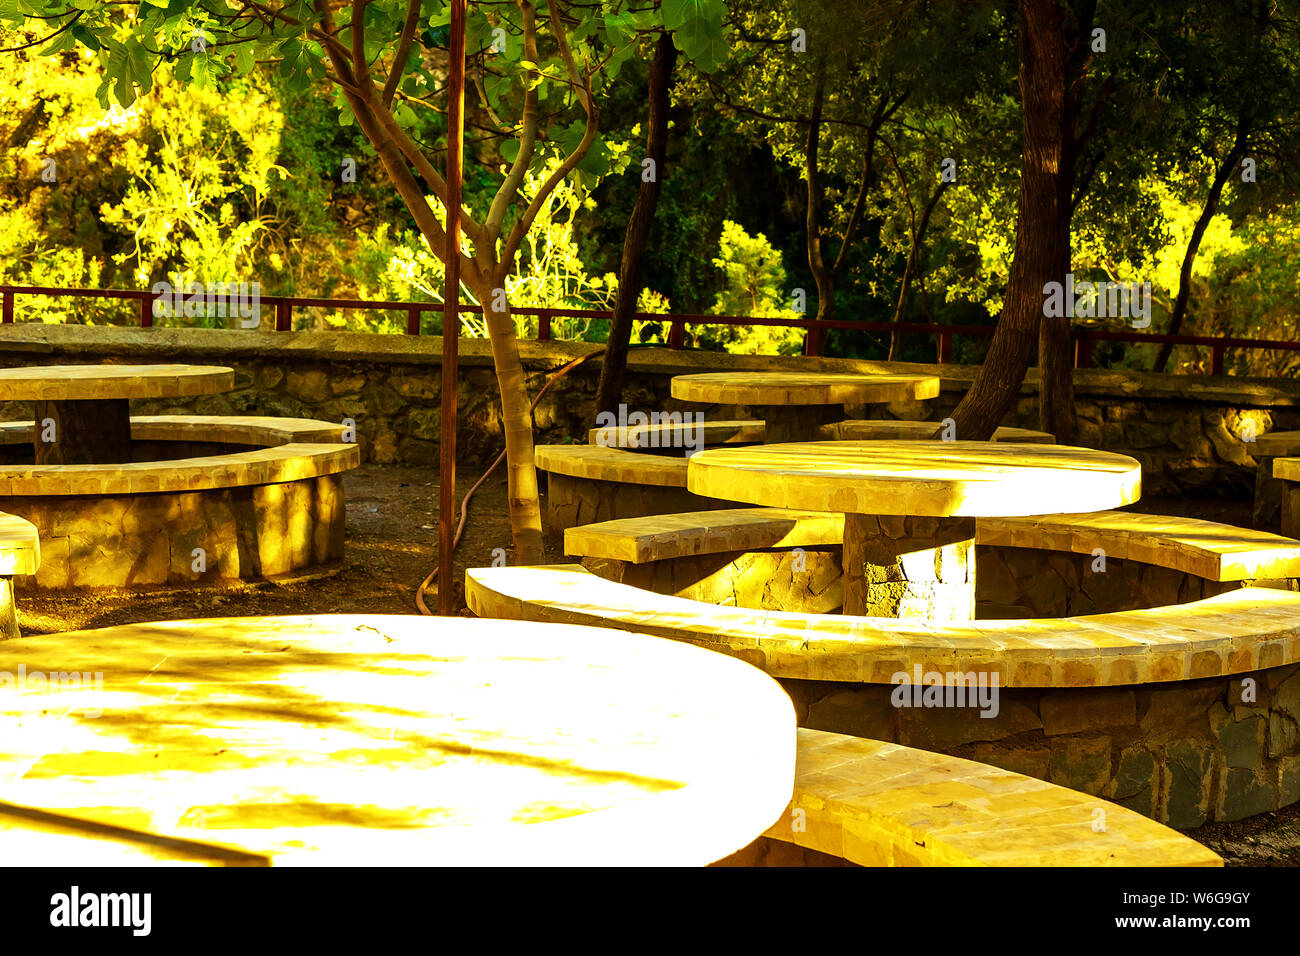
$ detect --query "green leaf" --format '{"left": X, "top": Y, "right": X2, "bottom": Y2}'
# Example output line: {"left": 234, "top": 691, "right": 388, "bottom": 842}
{"left": 661, "top": 0, "right": 725, "bottom": 31}
{"left": 113, "top": 69, "right": 135, "bottom": 108}
{"left": 500, "top": 139, "right": 519, "bottom": 163}
{"left": 125, "top": 38, "right": 153, "bottom": 96}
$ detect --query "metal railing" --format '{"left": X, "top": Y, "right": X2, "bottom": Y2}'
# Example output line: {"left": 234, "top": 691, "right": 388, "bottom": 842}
{"left": 2, "top": 284, "right": 1297, "bottom": 372}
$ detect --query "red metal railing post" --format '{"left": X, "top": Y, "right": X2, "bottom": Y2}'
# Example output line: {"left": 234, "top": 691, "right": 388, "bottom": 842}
{"left": 938, "top": 331, "right": 952, "bottom": 364}
{"left": 406, "top": 307, "right": 420, "bottom": 335}
{"left": 804, "top": 320, "right": 822, "bottom": 357}
{"left": 140, "top": 294, "right": 153, "bottom": 328}
{"left": 667, "top": 317, "right": 685, "bottom": 350}
{"left": 1212, "top": 344, "right": 1225, "bottom": 375}
{"left": 2, "top": 290, "right": 13, "bottom": 324}
{"left": 275, "top": 300, "right": 291, "bottom": 332}
{"left": 538, "top": 313, "right": 551, "bottom": 341}
{"left": 1074, "top": 331, "right": 1091, "bottom": 369}
{"left": 438, "top": 0, "right": 466, "bottom": 616}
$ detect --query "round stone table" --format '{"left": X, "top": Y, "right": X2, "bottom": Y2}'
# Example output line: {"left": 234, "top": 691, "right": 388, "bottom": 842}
{"left": 688, "top": 441, "right": 1142, "bottom": 619}
{"left": 670, "top": 371, "right": 940, "bottom": 442}
{"left": 0, "top": 615, "right": 795, "bottom": 866}
{"left": 0, "top": 364, "right": 233, "bottom": 464}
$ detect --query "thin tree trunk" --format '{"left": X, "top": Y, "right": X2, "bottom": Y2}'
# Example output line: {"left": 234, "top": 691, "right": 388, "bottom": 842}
{"left": 889, "top": 180, "right": 949, "bottom": 360}
{"left": 479, "top": 288, "right": 546, "bottom": 564}
{"left": 805, "top": 61, "right": 835, "bottom": 354}
{"left": 1153, "top": 128, "right": 1247, "bottom": 373}
{"left": 592, "top": 32, "right": 676, "bottom": 424}
{"left": 949, "top": 0, "right": 1070, "bottom": 441}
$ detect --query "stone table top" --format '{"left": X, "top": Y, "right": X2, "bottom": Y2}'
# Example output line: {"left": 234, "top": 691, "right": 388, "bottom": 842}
{"left": 687, "top": 440, "right": 1142, "bottom": 517}
{"left": 0, "top": 614, "right": 795, "bottom": 866}
{"left": 0, "top": 364, "right": 233, "bottom": 401}
{"left": 670, "top": 371, "right": 940, "bottom": 406}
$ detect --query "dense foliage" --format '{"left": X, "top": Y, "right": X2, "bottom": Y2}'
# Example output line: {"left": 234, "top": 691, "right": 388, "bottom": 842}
{"left": 2, "top": 0, "right": 1298, "bottom": 374}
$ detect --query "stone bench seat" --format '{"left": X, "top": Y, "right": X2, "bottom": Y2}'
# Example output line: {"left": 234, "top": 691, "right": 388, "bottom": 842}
{"left": 536, "top": 443, "right": 689, "bottom": 487}
{"left": 466, "top": 564, "right": 1300, "bottom": 687}
{"left": 819, "top": 420, "right": 1056, "bottom": 443}
{"left": 1272, "top": 457, "right": 1300, "bottom": 538}
{"left": 730, "top": 728, "right": 1220, "bottom": 866}
{"left": 0, "top": 512, "right": 39, "bottom": 638}
{"left": 0, "top": 415, "right": 357, "bottom": 588}
{"left": 588, "top": 419, "right": 764, "bottom": 448}
{"left": 1249, "top": 433, "right": 1300, "bottom": 531}
{"left": 0, "top": 443, "right": 358, "bottom": 497}
{"left": 1255, "top": 431, "right": 1300, "bottom": 457}
{"left": 566, "top": 506, "right": 1300, "bottom": 584}
{"left": 0, "top": 415, "right": 348, "bottom": 447}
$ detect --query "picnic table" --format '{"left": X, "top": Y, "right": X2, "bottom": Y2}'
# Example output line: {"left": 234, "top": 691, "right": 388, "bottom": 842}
{"left": 687, "top": 440, "right": 1142, "bottom": 619}
{"left": 0, "top": 364, "right": 233, "bottom": 464}
{"left": 670, "top": 371, "right": 940, "bottom": 442}
{"left": 0, "top": 614, "right": 795, "bottom": 866}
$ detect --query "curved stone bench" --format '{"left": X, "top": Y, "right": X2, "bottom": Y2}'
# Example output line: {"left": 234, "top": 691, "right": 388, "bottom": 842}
{"left": 535, "top": 444, "right": 740, "bottom": 544}
{"left": 1252, "top": 432, "right": 1300, "bottom": 529}
{"left": 589, "top": 419, "right": 764, "bottom": 448}
{"left": 0, "top": 416, "right": 358, "bottom": 589}
{"left": 1273, "top": 456, "right": 1300, "bottom": 539}
{"left": 467, "top": 564, "right": 1300, "bottom": 825}
{"left": 819, "top": 420, "right": 1055, "bottom": 443}
{"left": 0, "top": 416, "right": 349, "bottom": 448}
{"left": 566, "top": 507, "right": 1300, "bottom": 615}
{"left": 720, "top": 728, "right": 1220, "bottom": 867}
{"left": 0, "top": 512, "right": 39, "bottom": 638}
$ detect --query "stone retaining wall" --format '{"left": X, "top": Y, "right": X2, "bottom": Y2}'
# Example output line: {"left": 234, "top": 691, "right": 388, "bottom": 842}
{"left": 1, "top": 325, "right": 1295, "bottom": 501}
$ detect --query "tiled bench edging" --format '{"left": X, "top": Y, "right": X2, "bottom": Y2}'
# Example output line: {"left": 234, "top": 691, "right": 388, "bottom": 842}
{"left": 716, "top": 728, "right": 1221, "bottom": 866}
{"left": 467, "top": 565, "right": 1300, "bottom": 825}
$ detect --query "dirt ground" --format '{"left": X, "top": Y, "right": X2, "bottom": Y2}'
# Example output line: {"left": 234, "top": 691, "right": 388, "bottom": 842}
{"left": 14, "top": 463, "right": 1298, "bottom": 865}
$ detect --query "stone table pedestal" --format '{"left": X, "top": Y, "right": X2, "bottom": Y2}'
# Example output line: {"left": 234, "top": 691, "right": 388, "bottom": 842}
{"left": 842, "top": 514, "right": 975, "bottom": 619}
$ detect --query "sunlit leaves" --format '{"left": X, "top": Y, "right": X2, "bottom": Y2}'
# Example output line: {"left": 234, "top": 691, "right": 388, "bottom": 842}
{"left": 662, "top": 0, "right": 728, "bottom": 72}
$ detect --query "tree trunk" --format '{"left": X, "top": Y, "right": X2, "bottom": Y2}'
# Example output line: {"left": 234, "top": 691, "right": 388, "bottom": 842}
{"left": 592, "top": 32, "right": 677, "bottom": 425}
{"left": 889, "top": 180, "right": 949, "bottom": 361}
{"left": 477, "top": 287, "right": 546, "bottom": 564}
{"left": 804, "top": 62, "right": 834, "bottom": 355}
{"left": 1153, "top": 132, "right": 1246, "bottom": 373}
{"left": 948, "top": 0, "right": 1071, "bottom": 441}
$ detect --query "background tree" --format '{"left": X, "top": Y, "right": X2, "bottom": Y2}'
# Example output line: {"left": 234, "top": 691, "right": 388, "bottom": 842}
{"left": 0, "top": 0, "right": 732, "bottom": 563}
